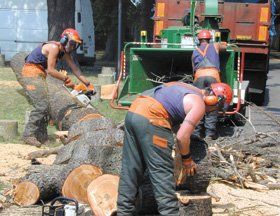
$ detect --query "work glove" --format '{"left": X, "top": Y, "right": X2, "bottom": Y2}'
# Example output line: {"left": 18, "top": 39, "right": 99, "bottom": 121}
{"left": 74, "top": 83, "right": 88, "bottom": 92}
{"left": 65, "top": 81, "right": 75, "bottom": 89}
{"left": 182, "top": 158, "right": 197, "bottom": 176}
{"left": 176, "top": 157, "right": 197, "bottom": 185}
{"left": 87, "top": 83, "right": 95, "bottom": 92}
{"left": 64, "top": 76, "right": 72, "bottom": 85}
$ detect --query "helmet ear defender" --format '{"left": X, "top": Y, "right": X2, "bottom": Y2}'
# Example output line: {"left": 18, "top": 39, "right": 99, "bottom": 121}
{"left": 60, "top": 34, "right": 68, "bottom": 46}
{"left": 204, "top": 95, "right": 219, "bottom": 106}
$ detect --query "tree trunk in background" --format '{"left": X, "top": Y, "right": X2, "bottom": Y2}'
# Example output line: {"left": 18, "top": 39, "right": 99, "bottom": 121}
{"left": 103, "top": 31, "right": 117, "bottom": 61}
{"left": 47, "top": 0, "right": 75, "bottom": 40}
{"left": 139, "top": 0, "right": 155, "bottom": 41}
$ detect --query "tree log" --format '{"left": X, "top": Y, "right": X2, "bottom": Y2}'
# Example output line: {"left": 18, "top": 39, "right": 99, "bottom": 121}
{"left": 178, "top": 193, "right": 212, "bottom": 216}
{"left": 68, "top": 117, "right": 116, "bottom": 138}
{"left": 10, "top": 52, "right": 29, "bottom": 86}
{"left": 13, "top": 182, "right": 40, "bottom": 206}
{"left": 45, "top": 75, "right": 100, "bottom": 130}
{"left": 87, "top": 174, "right": 119, "bottom": 216}
{"left": 14, "top": 165, "right": 67, "bottom": 205}
{"left": 175, "top": 137, "right": 211, "bottom": 193}
{"left": 62, "top": 164, "right": 103, "bottom": 204}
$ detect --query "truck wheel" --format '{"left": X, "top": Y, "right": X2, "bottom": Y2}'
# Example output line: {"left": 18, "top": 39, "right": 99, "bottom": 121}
{"left": 250, "top": 91, "right": 265, "bottom": 106}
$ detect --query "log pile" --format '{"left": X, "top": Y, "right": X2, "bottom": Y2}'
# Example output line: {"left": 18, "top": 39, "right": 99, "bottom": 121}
{"left": 10, "top": 52, "right": 213, "bottom": 214}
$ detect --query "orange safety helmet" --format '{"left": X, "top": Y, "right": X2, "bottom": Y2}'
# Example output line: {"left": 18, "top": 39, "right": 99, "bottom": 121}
{"left": 60, "top": 28, "right": 82, "bottom": 46}
{"left": 210, "top": 83, "right": 233, "bottom": 106}
{"left": 197, "top": 29, "right": 212, "bottom": 40}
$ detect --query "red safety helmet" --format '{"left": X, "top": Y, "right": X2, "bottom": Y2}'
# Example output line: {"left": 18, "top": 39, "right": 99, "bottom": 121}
{"left": 60, "top": 28, "right": 82, "bottom": 45}
{"left": 197, "top": 29, "right": 212, "bottom": 40}
{"left": 210, "top": 83, "right": 233, "bottom": 106}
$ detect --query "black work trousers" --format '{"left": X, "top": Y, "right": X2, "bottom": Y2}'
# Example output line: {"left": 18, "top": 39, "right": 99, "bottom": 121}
{"left": 117, "top": 112, "right": 179, "bottom": 215}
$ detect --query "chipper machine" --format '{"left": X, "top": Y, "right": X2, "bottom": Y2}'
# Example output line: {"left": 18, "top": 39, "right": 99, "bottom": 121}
{"left": 113, "top": 0, "right": 250, "bottom": 123}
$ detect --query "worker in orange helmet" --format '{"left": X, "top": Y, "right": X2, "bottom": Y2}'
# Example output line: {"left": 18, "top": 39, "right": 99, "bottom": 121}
{"left": 117, "top": 81, "right": 232, "bottom": 215}
{"left": 21, "top": 28, "right": 94, "bottom": 147}
{"left": 192, "top": 29, "right": 228, "bottom": 141}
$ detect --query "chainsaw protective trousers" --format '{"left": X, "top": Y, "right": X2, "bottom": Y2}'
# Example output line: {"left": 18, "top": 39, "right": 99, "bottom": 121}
{"left": 117, "top": 111, "right": 179, "bottom": 216}
{"left": 21, "top": 64, "right": 49, "bottom": 139}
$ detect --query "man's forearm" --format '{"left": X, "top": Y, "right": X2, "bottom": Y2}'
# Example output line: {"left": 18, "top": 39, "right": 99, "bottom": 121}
{"left": 72, "top": 70, "right": 90, "bottom": 85}
{"left": 46, "top": 69, "right": 67, "bottom": 81}
{"left": 177, "top": 138, "right": 191, "bottom": 156}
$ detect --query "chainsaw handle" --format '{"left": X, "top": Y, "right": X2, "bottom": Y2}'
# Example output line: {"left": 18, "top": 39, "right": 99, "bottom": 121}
{"left": 50, "top": 196, "right": 78, "bottom": 212}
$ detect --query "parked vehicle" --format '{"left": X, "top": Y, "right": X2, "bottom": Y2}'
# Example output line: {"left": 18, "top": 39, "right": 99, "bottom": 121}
{"left": 115, "top": 0, "right": 271, "bottom": 113}
{"left": 0, "top": 0, "right": 95, "bottom": 62}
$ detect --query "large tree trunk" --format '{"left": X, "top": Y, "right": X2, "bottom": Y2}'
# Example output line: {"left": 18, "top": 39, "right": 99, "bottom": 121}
{"left": 45, "top": 75, "right": 100, "bottom": 130}
{"left": 47, "top": 0, "right": 75, "bottom": 40}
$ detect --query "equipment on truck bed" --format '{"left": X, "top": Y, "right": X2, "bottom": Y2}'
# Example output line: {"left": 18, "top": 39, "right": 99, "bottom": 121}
{"left": 113, "top": 0, "right": 270, "bottom": 124}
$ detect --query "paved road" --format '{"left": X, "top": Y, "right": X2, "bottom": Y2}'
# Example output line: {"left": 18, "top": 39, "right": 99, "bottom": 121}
{"left": 264, "top": 57, "right": 280, "bottom": 117}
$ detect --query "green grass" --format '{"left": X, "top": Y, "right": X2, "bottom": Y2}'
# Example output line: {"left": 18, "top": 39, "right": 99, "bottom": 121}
{"left": 0, "top": 65, "right": 127, "bottom": 144}
{"left": 0, "top": 68, "right": 33, "bottom": 138}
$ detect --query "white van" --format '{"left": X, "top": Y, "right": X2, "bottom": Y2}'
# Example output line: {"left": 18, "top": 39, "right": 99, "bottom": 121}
{"left": 0, "top": 0, "right": 95, "bottom": 62}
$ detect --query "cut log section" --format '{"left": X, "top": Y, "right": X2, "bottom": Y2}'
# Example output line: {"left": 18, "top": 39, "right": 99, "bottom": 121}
{"left": 87, "top": 174, "right": 119, "bottom": 216}
{"left": 13, "top": 165, "right": 68, "bottom": 205}
{"left": 13, "top": 182, "right": 40, "bottom": 206}
{"left": 62, "top": 164, "right": 103, "bottom": 204}
{"left": 54, "top": 128, "right": 124, "bottom": 175}
{"left": 178, "top": 193, "right": 212, "bottom": 216}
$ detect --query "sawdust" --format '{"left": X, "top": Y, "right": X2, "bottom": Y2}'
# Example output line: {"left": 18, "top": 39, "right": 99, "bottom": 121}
{"left": 0, "top": 144, "right": 39, "bottom": 184}
{"left": 0, "top": 143, "right": 280, "bottom": 216}
{"left": 0, "top": 81, "right": 21, "bottom": 88}
{"left": 209, "top": 183, "right": 280, "bottom": 216}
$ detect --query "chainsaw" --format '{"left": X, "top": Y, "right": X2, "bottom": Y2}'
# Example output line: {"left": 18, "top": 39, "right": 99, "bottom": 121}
{"left": 42, "top": 196, "right": 79, "bottom": 216}
{"left": 63, "top": 82, "right": 96, "bottom": 108}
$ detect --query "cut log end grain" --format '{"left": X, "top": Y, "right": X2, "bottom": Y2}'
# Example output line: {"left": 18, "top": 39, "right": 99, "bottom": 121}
{"left": 78, "top": 113, "right": 103, "bottom": 123}
{"left": 87, "top": 174, "right": 119, "bottom": 216}
{"left": 179, "top": 193, "right": 212, "bottom": 216}
{"left": 62, "top": 164, "right": 103, "bottom": 204}
{"left": 13, "top": 181, "right": 40, "bottom": 206}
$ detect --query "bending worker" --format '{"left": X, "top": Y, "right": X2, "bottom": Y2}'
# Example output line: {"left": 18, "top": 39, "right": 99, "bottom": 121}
{"left": 21, "top": 28, "right": 94, "bottom": 147}
{"left": 117, "top": 81, "right": 232, "bottom": 215}
{"left": 192, "top": 29, "right": 227, "bottom": 140}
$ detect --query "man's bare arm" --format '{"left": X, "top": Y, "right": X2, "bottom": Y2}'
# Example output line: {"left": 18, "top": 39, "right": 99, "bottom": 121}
{"left": 64, "top": 54, "right": 90, "bottom": 85}
{"left": 45, "top": 44, "right": 68, "bottom": 81}
{"left": 176, "top": 94, "right": 205, "bottom": 155}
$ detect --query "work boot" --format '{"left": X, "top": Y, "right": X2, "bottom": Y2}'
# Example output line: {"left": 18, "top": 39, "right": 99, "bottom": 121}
{"left": 23, "top": 136, "right": 42, "bottom": 147}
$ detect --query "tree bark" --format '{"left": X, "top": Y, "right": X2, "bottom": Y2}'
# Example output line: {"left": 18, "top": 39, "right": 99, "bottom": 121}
{"left": 14, "top": 165, "right": 68, "bottom": 205}
{"left": 47, "top": 0, "right": 75, "bottom": 41}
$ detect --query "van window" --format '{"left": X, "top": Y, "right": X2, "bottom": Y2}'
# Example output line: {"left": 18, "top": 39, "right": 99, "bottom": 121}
{"left": 224, "top": 0, "right": 268, "bottom": 3}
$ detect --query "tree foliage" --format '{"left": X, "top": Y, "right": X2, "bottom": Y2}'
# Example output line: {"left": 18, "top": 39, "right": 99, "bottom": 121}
{"left": 91, "top": 0, "right": 155, "bottom": 60}
{"left": 47, "top": 0, "right": 155, "bottom": 60}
